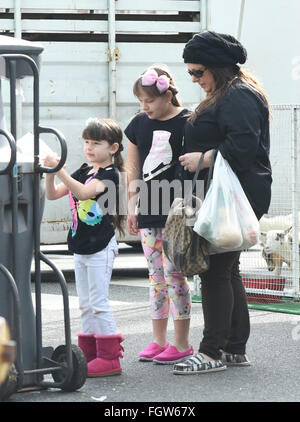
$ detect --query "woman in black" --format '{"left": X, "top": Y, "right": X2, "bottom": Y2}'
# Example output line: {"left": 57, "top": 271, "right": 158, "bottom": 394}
{"left": 173, "top": 31, "right": 272, "bottom": 374}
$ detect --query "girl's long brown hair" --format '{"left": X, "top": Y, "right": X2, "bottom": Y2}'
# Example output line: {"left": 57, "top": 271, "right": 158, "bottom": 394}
{"left": 82, "top": 118, "right": 125, "bottom": 237}
{"left": 189, "top": 67, "right": 270, "bottom": 123}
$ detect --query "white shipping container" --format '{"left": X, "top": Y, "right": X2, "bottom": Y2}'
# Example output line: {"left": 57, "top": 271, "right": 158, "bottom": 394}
{"left": 0, "top": 0, "right": 299, "bottom": 244}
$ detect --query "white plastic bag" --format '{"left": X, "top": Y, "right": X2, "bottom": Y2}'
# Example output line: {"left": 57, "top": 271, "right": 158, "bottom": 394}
{"left": 193, "top": 152, "right": 260, "bottom": 254}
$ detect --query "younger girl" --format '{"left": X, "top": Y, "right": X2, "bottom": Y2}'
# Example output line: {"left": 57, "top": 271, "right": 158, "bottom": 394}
{"left": 44, "top": 118, "right": 125, "bottom": 377}
{"left": 125, "top": 64, "right": 194, "bottom": 364}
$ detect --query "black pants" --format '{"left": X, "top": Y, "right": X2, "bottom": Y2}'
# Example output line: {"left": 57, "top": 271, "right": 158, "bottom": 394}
{"left": 199, "top": 251, "right": 250, "bottom": 360}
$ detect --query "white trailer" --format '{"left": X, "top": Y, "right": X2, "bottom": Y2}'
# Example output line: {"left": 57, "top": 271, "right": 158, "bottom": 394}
{"left": 0, "top": 0, "right": 299, "bottom": 244}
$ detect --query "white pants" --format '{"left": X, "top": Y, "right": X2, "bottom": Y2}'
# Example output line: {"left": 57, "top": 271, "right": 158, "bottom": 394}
{"left": 74, "top": 236, "right": 118, "bottom": 335}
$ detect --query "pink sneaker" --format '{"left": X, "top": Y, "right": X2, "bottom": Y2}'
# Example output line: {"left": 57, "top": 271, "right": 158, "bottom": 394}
{"left": 139, "top": 342, "right": 169, "bottom": 361}
{"left": 153, "top": 345, "right": 194, "bottom": 364}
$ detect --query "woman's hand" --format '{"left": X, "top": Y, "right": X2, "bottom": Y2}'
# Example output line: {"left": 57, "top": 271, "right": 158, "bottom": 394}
{"left": 179, "top": 150, "right": 214, "bottom": 172}
{"left": 127, "top": 214, "right": 139, "bottom": 236}
{"left": 179, "top": 152, "right": 203, "bottom": 173}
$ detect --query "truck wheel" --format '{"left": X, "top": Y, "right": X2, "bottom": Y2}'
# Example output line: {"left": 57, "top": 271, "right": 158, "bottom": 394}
{"left": 51, "top": 345, "right": 87, "bottom": 392}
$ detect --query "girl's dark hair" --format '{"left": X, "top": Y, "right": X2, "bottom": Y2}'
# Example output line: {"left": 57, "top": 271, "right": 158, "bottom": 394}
{"left": 82, "top": 118, "right": 125, "bottom": 237}
{"left": 189, "top": 67, "right": 271, "bottom": 123}
{"left": 133, "top": 64, "right": 182, "bottom": 107}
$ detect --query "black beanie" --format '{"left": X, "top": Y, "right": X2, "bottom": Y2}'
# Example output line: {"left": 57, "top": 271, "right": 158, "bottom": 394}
{"left": 183, "top": 31, "right": 247, "bottom": 68}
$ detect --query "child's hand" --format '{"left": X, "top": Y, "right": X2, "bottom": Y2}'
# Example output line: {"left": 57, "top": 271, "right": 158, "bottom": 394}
{"left": 44, "top": 154, "right": 61, "bottom": 168}
{"left": 127, "top": 214, "right": 139, "bottom": 236}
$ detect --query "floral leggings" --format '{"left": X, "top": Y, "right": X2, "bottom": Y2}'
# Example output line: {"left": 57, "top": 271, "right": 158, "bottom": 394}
{"left": 140, "top": 228, "right": 191, "bottom": 320}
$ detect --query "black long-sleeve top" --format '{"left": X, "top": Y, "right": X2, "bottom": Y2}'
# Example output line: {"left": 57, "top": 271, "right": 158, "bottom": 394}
{"left": 184, "top": 78, "right": 272, "bottom": 219}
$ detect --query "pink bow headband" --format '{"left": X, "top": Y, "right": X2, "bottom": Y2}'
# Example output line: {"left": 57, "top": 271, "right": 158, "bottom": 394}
{"left": 141, "top": 69, "right": 170, "bottom": 93}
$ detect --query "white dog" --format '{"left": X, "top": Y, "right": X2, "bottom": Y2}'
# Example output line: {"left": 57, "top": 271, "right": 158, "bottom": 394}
{"left": 260, "top": 227, "right": 300, "bottom": 275}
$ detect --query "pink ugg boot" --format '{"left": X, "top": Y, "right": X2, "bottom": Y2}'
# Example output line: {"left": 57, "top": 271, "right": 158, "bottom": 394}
{"left": 87, "top": 334, "right": 124, "bottom": 377}
{"left": 77, "top": 333, "right": 97, "bottom": 363}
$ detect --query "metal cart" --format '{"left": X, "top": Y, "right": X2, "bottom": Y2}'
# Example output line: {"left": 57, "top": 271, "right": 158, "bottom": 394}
{"left": 0, "top": 36, "right": 87, "bottom": 400}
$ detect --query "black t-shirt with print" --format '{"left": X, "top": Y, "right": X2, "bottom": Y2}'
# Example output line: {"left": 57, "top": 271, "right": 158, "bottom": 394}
{"left": 67, "top": 163, "right": 119, "bottom": 255}
{"left": 124, "top": 109, "right": 189, "bottom": 228}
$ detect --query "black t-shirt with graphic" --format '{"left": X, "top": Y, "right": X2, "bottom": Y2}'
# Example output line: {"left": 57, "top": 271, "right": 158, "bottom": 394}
{"left": 67, "top": 163, "right": 119, "bottom": 255}
{"left": 124, "top": 109, "right": 189, "bottom": 228}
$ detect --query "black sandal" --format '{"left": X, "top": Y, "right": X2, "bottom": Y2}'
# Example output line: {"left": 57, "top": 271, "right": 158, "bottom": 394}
{"left": 173, "top": 353, "right": 227, "bottom": 375}
{"left": 221, "top": 352, "right": 251, "bottom": 366}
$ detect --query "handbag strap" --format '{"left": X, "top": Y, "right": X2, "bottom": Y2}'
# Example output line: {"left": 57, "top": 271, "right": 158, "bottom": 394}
{"left": 184, "top": 149, "right": 217, "bottom": 203}
{"left": 193, "top": 149, "right": 217, "bottom": 192}
{"left": 191, "top": 153, "right": 205, "bottom": 192}
{"left": 183, "top": 153, "right": 204, "bottom": 204}
{"left": 189, "top": 150, "right": 217, "bottom": 267}
{"left": 205, "top": 149, "right": 217, "bottom": 194}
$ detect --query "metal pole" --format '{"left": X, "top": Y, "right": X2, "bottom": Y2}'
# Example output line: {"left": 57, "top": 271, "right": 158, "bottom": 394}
{"left": 39, "top": 252, "right": 73, "bottom": 387}
{"left": 7, "top": 58, "right": 22, "bottom": 387}
{"left": 200, "top": 0, "right": 208, "bottom": 31}
{"left": 291, "top": 106, "right": 299, "bottom": 298}
{"left": 14, "top": 0, "right": 21, "bottom": 38}
{"left": 237, "top": 0, "right": 245, "bottom": 40}
{"left": 14, "top": 0, "right": 23, "bottom": 140}
{"left": 31, "top": 59, "right": 43, "bottom": 376}
{"left": 108, "top": 0, "right": 117, "bottom": 119}
{"left": 8, "top": 60, "right": 19, "bottom": 286}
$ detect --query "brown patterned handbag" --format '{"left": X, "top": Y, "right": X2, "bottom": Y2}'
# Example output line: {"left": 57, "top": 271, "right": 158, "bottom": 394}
{"left": 162, "top": 153, "right": 215, "bottom": 276}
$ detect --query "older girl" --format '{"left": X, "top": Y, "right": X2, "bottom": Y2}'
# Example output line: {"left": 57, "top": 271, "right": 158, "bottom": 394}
{"left": 125, "top": 65, "right": 194, "bottom": 365}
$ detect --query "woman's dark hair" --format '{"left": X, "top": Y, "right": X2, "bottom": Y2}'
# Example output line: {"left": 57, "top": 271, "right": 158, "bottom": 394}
{"left": 189, "top": 67, "right": 271, "bottom": 123}
{"left": 82, "top": 118, "right": 125, "bottom": 237}
{"left": 133, "top": 64, "right": 182, "bottom": 107}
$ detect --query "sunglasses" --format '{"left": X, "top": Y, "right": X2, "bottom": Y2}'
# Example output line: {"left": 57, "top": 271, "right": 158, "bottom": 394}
{"left": 187, "top": 68, "right": 206, "bottom": 78}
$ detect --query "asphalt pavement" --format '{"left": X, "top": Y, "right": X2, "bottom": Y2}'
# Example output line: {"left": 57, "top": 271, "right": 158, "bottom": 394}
{"left": 4, "top": 244, "right": 300, "bottom": 406}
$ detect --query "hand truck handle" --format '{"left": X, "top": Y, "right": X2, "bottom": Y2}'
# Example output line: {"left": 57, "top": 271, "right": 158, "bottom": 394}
{"left": 0, "top": 129, "right": 17, "bottom": 175}
{"left": 37, "top": 126, "right": 67, "bottom": 174}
